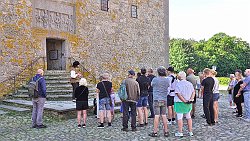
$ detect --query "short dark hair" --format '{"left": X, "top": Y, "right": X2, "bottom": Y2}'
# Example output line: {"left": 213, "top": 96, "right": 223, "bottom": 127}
{"left": 141, "top": 68, "right": 146, "bottom": 75}
{"left": 235, "top": 69, "right": 242, "bottom": 74}
{"left": 73, "top": 61, "right": 80, "bottom": 68}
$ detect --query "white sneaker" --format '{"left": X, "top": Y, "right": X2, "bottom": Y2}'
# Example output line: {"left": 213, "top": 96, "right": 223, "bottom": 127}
{"left": 172, "top": 120, "right": 176, "bottom": 125}
{"left": 189, "top": 132, "right": 194, "bottom": 137}
{"left": 175, "top": 132, "right": 183, "bottom": 137}
{"left": 167, "top": 121, "right": 172, "bottom": 125}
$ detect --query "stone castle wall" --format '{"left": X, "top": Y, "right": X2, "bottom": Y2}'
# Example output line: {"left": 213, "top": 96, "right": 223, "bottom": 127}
{"left": 0, "top": 0, "right": 169, "bottom": 92}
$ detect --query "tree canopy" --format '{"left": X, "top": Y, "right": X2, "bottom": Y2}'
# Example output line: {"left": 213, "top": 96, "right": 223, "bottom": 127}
{"left": 169, "top": 33, "right": 250, "bottom": 76}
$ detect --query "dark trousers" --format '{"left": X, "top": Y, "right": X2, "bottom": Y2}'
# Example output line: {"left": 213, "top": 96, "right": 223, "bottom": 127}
{"left": 203, "top": 93, "right": 214, "bottom": 124}
{"left": 122, "top": 101, "right": 136, "bottom": 129}
{"left": 71, "top": 82, "right": 79, "bottom": 99}
{"left": 148, "top": 92, "right": 154, "bottom": 117}
{"left": 236, "top": 102, "right": 243, "bottom": 115}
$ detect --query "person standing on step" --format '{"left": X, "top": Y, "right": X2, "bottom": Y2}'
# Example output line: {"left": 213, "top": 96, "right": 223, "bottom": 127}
{"left": 147, "top": 68, "right": 156, "bottom": 118}
{"left": 121, "top": 70, "right": 140, "bottom": 132}
{"left": 70, "top": 61, "right": 82, "bottom": 102}
{"left": 136, "top": 68, "right": 151, "bottom": 127}
{"left": 96, "top": 73, "right": 113, "bottom": 128}
{"left": 186, "top": 68, "right": 197, "bottom": 118}
{"left": 166, "top": 67, "right": 177, "bottom": 125}
{"left": 75, "top": 78, "right": 89, "bottom": 128}
{"left": 201, "top": 68, "right": 215, "bottom": 126}
{"left": 149, "top": 66, "right": 170, "bottom": 137}
{"left": 32, "top": 69, "right": 47, "bottom": 128}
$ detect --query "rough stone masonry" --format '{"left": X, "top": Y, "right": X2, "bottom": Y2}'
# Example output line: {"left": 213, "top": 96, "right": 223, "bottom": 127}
{"left": 0, "top": 0, "right": 169, "bottom": 94}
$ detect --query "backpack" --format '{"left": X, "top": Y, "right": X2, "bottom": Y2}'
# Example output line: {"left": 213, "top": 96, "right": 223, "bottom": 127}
{"left": 28, "top": 77, "right": 42, "bottom": 98}
{"left": 118, "top": 80, "right": 128, "bottom": 101}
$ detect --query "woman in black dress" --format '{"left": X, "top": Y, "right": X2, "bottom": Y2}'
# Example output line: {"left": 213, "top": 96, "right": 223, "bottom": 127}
{"left": 233, "top": 70, "right": 244, "bottom": 117}
{"left": 75, "top": 78, "right": 89, "bottom": 128}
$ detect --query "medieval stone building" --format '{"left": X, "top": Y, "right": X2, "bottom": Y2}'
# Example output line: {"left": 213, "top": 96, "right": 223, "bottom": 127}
{"left": 0, "top": 0, "right": 169, "bottom": 95}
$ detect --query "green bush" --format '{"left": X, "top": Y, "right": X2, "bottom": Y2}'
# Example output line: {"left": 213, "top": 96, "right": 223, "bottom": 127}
{"left": 218, "top": 77, "right": 230, "bottom": 86}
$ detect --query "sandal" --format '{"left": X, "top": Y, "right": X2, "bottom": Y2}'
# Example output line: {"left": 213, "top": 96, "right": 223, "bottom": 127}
{"left": 149, "top": 132, "right": 158, "bottom": 137}
{"left": 164, "top": 132, "right": 169, "bottom": 137}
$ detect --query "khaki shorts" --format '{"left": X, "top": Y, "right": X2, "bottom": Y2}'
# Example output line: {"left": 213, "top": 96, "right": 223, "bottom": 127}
{"left": 154, "top": 100, "right": 167, "bottom": 115}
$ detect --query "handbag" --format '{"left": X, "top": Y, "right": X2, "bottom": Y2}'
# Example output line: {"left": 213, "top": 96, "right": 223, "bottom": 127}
{"left": 102, "top": 81, "right": 112, "bottom": 106}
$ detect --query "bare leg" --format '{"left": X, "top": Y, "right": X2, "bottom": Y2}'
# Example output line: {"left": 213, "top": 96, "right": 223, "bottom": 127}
{"left": 77, "top": 111, "right": 82, "bottom": 125}
{"left": 162, "top": 115, "right": 169, "bottom": 133}
{"left": 99, "top": 110, "right": 104, "bottom": 123}
{"left": 187, "top": 118, "right": 192, "bottom": 132}
{"left": 143, "top": 107, "right": 148, "bottom": 123}
{"left": 214, "top": 101, "right": 219, "bottom": 122}
{"left": 107, "top": 110, "right": 112, "bottom": 123}
{"left": 137, "top": 107, "right": 144, "bottom": 124}
{"left": 83, "top": 110, "right": 87, "bottom": 124}
{"left": 177, "top": 119, "right": 183, "bottom": 133}
{"left": 153, "top": 115, "right": 160, "bottom": 133}
{"left": 167, "top": 106, "right": 173, "bottom": 121}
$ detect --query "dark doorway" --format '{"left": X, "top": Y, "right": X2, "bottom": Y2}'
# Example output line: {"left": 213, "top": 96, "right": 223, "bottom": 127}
{"left": 46, "top": 39, "right": 66, "bottom": 70}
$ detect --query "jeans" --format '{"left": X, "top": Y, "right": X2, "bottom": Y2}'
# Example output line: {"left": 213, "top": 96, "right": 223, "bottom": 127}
{"left": 137, "top": 96, "right": 148, "bottom": 107}
{"left": 244, "top": 92, "right": 250, "bottom": 118}
{"left": 148, "top": 92, "right": 154, "bottom": 117}
{"left": 122, "top": 101, "right": 136, "bottom": 129}
{"left": 203, "top": 93, "right": 214, "bottom": 124}
{"left": 71, "top": 82, "right": 79, "bottom": 99}
{"left": 32, "top": 98, "right": 46, "bottom": 126}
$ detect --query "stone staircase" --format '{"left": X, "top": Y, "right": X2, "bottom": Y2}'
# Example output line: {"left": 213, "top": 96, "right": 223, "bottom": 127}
{"left": 12, "top": 70, "right": 97, "bottom": 100}
{"left": 2, "top": 70, "right": 121, "bottom": 119}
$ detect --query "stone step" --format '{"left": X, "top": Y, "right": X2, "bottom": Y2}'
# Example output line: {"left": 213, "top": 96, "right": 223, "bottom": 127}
{"left": 44, "top": 76, "right": 70, "bottom": 80}
{"left": 45, "top": 70, "right": 69, "bottom": 74}
{"left": 0, "top": 104, "right": 30, "bottom": 112}
{"left": 17, "top": 89, "right": 96, "bottom": 95}
{"left": 12, "top": 94, "right": 97, "bottom": 99}
{"left": 3, "top": 99, "right": 121, "bottom": 113}
{"left": 21, "top": 85, "right": 96, "bottom": 92}
{"left": 0, "top": 110, "right": 8, "bottom": 115}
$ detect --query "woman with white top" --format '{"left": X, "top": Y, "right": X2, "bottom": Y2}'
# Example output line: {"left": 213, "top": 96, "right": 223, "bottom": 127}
{"left": 174, "top": 71, "right": 195, "bottom": 137}
{"left": 211, "top": 70, "right": 220, "bottom": 123}
{"left": 70, "top": 61, "right": 82, "bottom": 101}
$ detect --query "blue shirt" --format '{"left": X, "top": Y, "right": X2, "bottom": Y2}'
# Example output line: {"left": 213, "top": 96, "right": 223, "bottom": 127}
{"left": 151, "top": 77, "right": 170, "bottom": 101}
{"left": 32, "top": 74, "right": 47, "bottom": 98}
{"left": 243, "top": 76, "right": 250, "bottom": 92}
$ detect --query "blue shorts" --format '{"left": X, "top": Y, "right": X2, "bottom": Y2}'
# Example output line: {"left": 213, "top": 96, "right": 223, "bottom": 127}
{"left": 99, "top": 97, "right": 111, "bottom": 110}
{"left": 213, "top": 93, "right": 220, "bottom": 101}
{"left": 137, "top": 96, "right": 148, "bottom": 107}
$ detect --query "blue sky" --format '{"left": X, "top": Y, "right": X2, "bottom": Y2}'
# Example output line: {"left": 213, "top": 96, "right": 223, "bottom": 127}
{"left": 170, "top": 0, "right": 250, "bottom": 43}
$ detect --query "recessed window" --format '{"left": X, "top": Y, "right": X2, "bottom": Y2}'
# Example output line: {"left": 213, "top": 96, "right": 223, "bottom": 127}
{"left": 101, "top": 0, "right": 109, "bottom": 11}
{"left": 131, "top": 5, "right": 138, "bottom": 18}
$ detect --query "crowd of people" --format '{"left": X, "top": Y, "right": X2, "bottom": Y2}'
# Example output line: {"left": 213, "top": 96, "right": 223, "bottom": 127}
{"left": 30, "top": 61, "right": 250, "bottom": 138}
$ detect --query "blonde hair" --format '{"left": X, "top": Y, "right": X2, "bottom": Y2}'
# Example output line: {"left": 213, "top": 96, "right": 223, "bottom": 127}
{"left": 203, "top": 68, "right": 211, "bottom": 75}
{"left": 211, "top": 69, "right": 217, "bottom": 76}
{"left": 79, "top": 78, "right": 88, "bottom": 86}
{"left": 101, "top": 73, "right": 110, "bottom": 80}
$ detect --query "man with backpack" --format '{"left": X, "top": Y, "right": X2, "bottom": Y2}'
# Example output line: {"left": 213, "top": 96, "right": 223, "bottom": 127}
{"left": 121, "top": 70, "right": 140, "bottom": 132}
{"left": 166, "top": 67, "right": 177, "bottom": 125}
{"left": 31, "top": 69, "right": 47, "bottom": 128}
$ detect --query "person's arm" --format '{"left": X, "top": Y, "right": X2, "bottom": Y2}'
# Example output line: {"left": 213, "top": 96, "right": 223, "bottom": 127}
{"left": 189, "top": 89, "right": 195, "bottom": 101}
{"left": 236, "top": 82, "right": 247, "bottom": 97}
{"left": 176, "top": 93, "right": 188, "bottom": 103}
{"left": 40, "top": 78, "right": 46, "bottom": 96}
